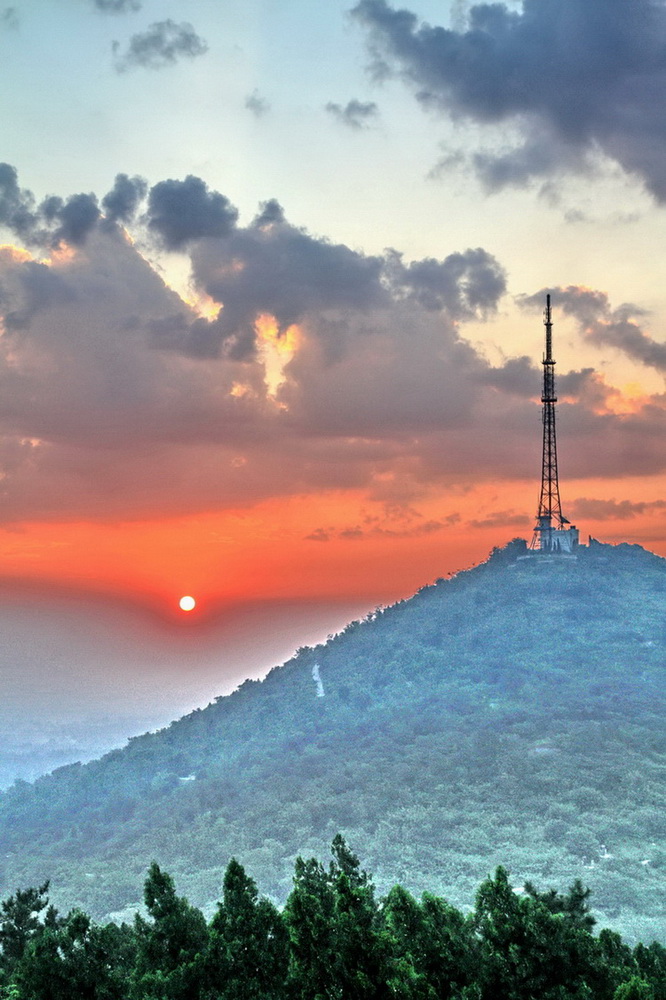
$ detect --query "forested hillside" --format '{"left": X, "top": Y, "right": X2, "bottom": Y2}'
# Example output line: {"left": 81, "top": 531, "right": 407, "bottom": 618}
{"left": 1, "top": 540, "right": 664, "bottom": 943}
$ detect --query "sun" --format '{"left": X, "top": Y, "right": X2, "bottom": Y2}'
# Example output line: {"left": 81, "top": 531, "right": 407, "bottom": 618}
{"left": 179, "top": 595, "right": 196, "bottom": 612}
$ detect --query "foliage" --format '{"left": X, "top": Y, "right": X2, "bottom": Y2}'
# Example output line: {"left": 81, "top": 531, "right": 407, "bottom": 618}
{"left": 0, "top": 844, "right": 664, "bottom": 999}
{"left": 131, "top": 862, "right": 208, "bottom": 1000}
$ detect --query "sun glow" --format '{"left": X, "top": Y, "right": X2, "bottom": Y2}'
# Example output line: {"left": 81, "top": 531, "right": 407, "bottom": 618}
{"left": 603, "top": 382, "right": 654, "bottom": 415}
{"left": 179, "top": 595, "right": 196, "bottom": 612}
{"left": 255, "top": 313, "right": 301, "bottom": 398}
{"left": 190, "top": 291, "right": 221, "bottom": 322}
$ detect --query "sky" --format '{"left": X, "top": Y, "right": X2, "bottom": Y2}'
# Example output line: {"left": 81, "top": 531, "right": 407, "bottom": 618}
{"left": 1, "top": 0, "right": 665, "bottom": 647}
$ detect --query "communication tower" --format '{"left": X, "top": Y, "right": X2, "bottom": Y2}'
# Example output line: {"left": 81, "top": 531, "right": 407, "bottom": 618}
{"left": 531, "top": 294, "right": 579, "bottom": 554}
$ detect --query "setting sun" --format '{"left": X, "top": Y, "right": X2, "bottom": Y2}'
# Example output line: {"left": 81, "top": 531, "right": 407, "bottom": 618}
{"left": 179, "top": 595, "right": 196, "bottom": 612}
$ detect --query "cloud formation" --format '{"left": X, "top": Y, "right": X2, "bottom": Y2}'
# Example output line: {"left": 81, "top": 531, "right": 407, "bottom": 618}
{"left": 113, "top": 20, "right": 207, "bottom": 72}
{"left": 520, "top": 285, "right": 666, "bottom": 373}
{"left": 468, "top": 510, "right": 531, "bottom": 530}
{"left": 306, "top": 505, "right": 445, "bottom": 542}
{"left": 179, "top": 215, "right": 506, "bottom": 360}
{"left": 325, "top": 99, "right": 379, "bottom": 129}
{"left": 570, "top": 497, "right": 666, "bottom": 521}
{"left": 102, "top": 173, "right": 148, "bottom": 225}
{"left": 245, "top": 90, "right": 270, "bottom": 118}
{"left": 0, "top": 165, "right": 664, "bottom": 528}
{"left": 0, "top": 164, "right": 103, "bottom": 248}
{"left": 352, "top": 0, "right": 666, "bottom": 200}
{"left": 0, "top": 163, "right": 37, "bottom": 242}
{"left": 146, "top": 175, "right": 238, "bottom": 250}
{"left": 92, "top": 0, "right": 141, "bottom": 11}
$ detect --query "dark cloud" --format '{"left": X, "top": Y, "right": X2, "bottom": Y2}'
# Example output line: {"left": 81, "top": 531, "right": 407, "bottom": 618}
{"left": 253, "top": 199, "right": 285, "bottom": 228}
{"left": 385, "top": 247, "right": 507, "bottom": 318}
{"left": 352, "top": 0, "right": 666, "bottom": 200}
{"left": 102, "top": 173, "right": 148, "bottom": 224}
{"left": 570, "top": 497, "right": 666, "bottom": 521}
{"left": 91, "top": 0, "right": 141, "bottom": 11}
{"left": 0, "top": 163, "right": 39, "bottom": 242}
{"left": 0, "top": 171, "right": 664, "bottom": 527}
{"left": 0, "top": 7, "right": 18, "bottom": 29}
{"left": 325, "top": 99, "right": 379, "bottom": 129}
{"left": 183, "top": 211, "right": 505, "bottom": 360}
{"left": 245, "top": 90, "right": 270, "bottom": 118}
{"left": 0, "top": 164, "right": 102, "bottom": 249}
{"left": 187, "top": 215, "right": 388, "bottom": 359}
{"left": 113, "top": 20, "right": 207, "bottom": 72}
{"left": 471, "top": 134, "right": 590, "bottom": 194}
{"left": 1, "top": 260, "right": 76, "bottom": 332}
{"left": 481, "top": 356, "right": 535, "bottom": 396}
{"left": 481, "top": 356, "right": 598, "bottom": 400}
{"left": 146, "top": 312, "right": 253, "bottom": 361}
{"left": 47, "top": 193, "right": 101, "bottom": 247}
{"left": 521, "top": 286, "right": 666, "bottom": 373}
{"left": 146, "top": 176, "right": 238, "bottom": 250}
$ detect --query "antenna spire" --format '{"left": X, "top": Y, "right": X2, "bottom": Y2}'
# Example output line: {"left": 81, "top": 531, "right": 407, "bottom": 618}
{"left": 531, "top": 294, "right": 578, "bottom": 553}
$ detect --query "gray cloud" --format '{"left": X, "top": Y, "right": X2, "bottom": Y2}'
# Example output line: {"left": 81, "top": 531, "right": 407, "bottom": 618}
{"left": 481, "top": 356, "right": 598, "bottom": 400}
{"left": 187, "top": 217, "right": 388, "bottom": 359}
{"left": 181, "top": 210, "right": 506, "bottom": 360}
{"left": 468, "top": 510, "right": 531, "bottom": 530}
{"left": 102, "top": 173, "right": 148, "bottom": 224}
{"left": 253, "top": 199, "right": 285, "bottom": 227}
{"left": 1, "top": 260, "right": 76, "bottom": 332}
{"left": 520, "top": 286, "right": 666, "bottom": 373}
{"left": 570, "top": 497, "right": 666, "bottom": 521}
{"left": 0, "top": 163, "right": 39, "bottom": 242}
{"left": 325, "top": 99, "right": 379, "bottom": 129}
{"left": 146, "top": 175, "right": 238, "bottom": 250}
{"left": 41, "top": 192, "right": 101, "bottom": 247}
{"left": 352, "top": 0, "right": 666, "bottom": 200}
{"left": 113, "top": 20, "right": 207, "bottom": 72}
{"left": 245, "top": 90, "right": 270, "bottom": 118}
{"left": 92, "top": 0, "right": 141, "bottom": 11}
{"left": 0, "top": 164, "right": 102, "bottom": 249}
{"left": 384, "top": 247, "right": 507, "bottom": 318}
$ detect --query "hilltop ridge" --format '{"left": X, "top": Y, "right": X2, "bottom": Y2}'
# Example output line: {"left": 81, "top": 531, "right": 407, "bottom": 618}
{"left": 0, "top": 540, "right": 664, "bottom": 942}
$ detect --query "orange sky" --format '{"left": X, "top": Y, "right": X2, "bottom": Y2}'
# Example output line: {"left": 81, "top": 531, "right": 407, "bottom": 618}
{"left": 1, "top": 473, "right": 663, "bottom": 620}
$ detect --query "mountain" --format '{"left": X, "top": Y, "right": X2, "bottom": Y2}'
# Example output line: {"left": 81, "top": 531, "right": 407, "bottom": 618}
{"left": 0, "top": 539, "right": 664, "bottom": 944}
{"left": 0, "top": 587, "right": 367, "bottom": 787}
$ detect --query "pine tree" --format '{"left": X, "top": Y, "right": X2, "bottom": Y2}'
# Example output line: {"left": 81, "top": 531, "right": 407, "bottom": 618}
{"left": 284, "top": 856, "right": 338, "bottom": 1000}
{"left": 0, "top": 883, "right": 51, "bottom": 974}
{"left": 131, "top": 863, "right": 207, "bottom": 1000}
{"left": 473, "top": 867, "right": 599, "bottom": 1000}
{"left": 206, "top": 857, "right": 288, "bottom": 999}
{"left": 14, "top": 910, "right": 130, "bottom": 1000}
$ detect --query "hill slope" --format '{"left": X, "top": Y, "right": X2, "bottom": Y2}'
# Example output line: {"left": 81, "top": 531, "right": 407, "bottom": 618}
{"left": 1, "top": 540, "right": 665, "bottom": 942}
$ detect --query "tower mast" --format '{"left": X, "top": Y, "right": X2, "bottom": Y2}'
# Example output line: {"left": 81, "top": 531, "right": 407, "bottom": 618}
{"left": 531, "top": 294, "right": 577, "bottom": 553}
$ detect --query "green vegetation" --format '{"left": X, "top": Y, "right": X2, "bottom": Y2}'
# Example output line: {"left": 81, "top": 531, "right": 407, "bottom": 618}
{"left": 0, "top": 541, "right": 665, "bottom": 943}
{"left": 1, "top": 840, "right": 665, "bottom": 999}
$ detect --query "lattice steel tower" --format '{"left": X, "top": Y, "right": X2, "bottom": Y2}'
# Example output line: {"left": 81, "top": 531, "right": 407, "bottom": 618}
{"left": 531, "top": 294, "right": 578, "bottom": 553}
